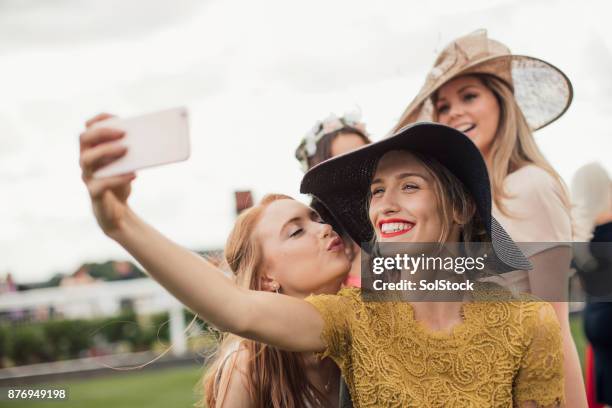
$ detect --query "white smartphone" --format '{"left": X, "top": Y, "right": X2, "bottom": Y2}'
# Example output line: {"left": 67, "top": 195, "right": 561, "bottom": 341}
{"left": 92, "top": 107, "right": 190, "bottom": 178}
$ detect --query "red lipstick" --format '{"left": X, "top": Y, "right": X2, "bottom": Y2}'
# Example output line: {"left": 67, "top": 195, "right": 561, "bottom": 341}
{"left": 378, "top": 218, "right": 415, "bottom": 239}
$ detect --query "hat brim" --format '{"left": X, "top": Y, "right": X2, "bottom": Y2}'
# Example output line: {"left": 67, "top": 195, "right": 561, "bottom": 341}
{"left": 393, "top": 54, "right": 573, "bottom": 133}
{"left": 301, "top": 122, "right": 532, "bottom": 273}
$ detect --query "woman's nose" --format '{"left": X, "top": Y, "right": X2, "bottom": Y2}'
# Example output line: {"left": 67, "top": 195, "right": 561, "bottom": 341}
{"left": 449, "top": 103, "right": 465, "bottom": 121}
{"left": 380, "top": 192, "right": 400, "bottom": 215}
{"left": 318, "top": 221, "right": 333, "bottom": 238}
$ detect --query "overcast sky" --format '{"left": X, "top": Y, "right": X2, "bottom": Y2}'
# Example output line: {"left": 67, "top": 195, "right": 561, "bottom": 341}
{"left": 2, "top": 0, "right": 611, "bottom": 283}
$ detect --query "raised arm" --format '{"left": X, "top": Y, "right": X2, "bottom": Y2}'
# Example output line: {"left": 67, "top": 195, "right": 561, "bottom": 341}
{"left": 79, "top": 113, "right": 325, "bottom": 353}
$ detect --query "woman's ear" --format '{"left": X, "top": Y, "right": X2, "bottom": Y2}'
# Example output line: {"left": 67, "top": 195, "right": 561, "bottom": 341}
{"left": 260, "top": 275, "right": 280, "bottom": 293}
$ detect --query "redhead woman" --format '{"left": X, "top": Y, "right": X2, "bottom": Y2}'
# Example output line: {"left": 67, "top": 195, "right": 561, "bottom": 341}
{"left": 295, "top": 111, "right": 371, "bottom": 289}
{"left": 201, "top": 194, "right": 349, "bottom": 408}
{"left": 201, "top": 114, "right": 370, "bottom": 408}
{"left": 392, "top": 29, "right": 586, "bottom": 407}
{"left": 79, "top": 116, "right": 564, "bottom": 407}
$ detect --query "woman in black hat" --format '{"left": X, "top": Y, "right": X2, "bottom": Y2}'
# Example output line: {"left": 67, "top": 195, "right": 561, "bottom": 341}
{"left": 79, "top": 116, "right": 563, "bottom": 406}
{"left": 300, "top": 121, "right": 564, "bottom": 407}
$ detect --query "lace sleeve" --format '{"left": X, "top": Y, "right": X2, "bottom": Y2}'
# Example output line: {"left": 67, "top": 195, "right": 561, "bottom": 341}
{"left": 513, "top": 302, "right": 564, "bottom": 407}
{"left": 304, "top": 289, "right": 356, "bottom": 368}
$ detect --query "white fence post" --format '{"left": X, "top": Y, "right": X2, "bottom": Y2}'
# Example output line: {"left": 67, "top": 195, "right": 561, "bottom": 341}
{"left": 168, "top": 303, "right": 187, "bottom": 356}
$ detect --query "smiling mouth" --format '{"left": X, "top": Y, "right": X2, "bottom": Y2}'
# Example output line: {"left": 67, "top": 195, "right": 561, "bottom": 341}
{"left": 456, "top": 124, "right": 476, "bottom": 133}
{"left": 379, "top": 220, "right": 415, "bottom": 238}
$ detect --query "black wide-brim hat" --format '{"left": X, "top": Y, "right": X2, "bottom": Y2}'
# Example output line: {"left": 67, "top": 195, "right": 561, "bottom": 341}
{"left": 300, "top": 122, "right": 532, "bottom": 273}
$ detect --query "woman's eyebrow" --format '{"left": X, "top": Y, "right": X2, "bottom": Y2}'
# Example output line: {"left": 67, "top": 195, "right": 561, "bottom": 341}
{"left": 458, "top": 85, "right": 480, "bottom": 93}
{"left": 437, "top": 85, "right": 479, "bottom": 102}
{"left": 396, "top": 172, "right": 427, "bottom": 181}
{"left": 371, "top": 172, "right": 427, "bottom": 186}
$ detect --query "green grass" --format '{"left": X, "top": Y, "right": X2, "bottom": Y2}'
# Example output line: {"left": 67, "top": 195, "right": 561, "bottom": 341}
{"left": 5, "top": 365, "right": 205, "bottom": 408}
{"left": 3, "top": 315, "right": 589, "bottom": 407}
{"left": 570, "top": 313, "right": 587, "bottom": 374}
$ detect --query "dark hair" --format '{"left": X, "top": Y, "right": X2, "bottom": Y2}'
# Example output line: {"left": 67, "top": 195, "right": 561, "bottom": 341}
{"left": 298, "top": 127, "right": 370, "bottom": 233}
{"left": 303, "top": 127, "right": 370, "bottom": 170}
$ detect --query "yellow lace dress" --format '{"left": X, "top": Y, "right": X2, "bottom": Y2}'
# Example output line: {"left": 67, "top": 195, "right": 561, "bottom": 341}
{"left": 305, "top": 287, "right": 564, "bottom": 407}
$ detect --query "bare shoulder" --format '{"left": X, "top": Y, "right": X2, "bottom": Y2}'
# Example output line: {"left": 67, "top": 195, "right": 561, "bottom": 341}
{"left": 213, "top": 343, "right": 253, "bottom": 408}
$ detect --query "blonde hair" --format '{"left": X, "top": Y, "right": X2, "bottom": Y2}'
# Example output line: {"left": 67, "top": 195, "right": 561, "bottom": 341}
{"left": 434, "top": 74, "right": 571, "bottom": 216}
{"left": 414, "top": 153, "right": 487, "bottom": 244}
{"left": 200, "top": 194, "right": 329, "bottom": 408}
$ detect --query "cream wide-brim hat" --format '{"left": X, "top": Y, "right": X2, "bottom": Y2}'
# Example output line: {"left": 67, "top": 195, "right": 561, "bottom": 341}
{"left": 392, "top": 29, "right": 573, "bottom": 133}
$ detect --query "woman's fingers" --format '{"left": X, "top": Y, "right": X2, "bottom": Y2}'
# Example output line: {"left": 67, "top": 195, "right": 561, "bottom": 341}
{"left": 85, "top": 113, "right": 115, "bottom": 128}
{"left": 87, "top": 173, "right": 136, "bottom": 199}
{"left": 79, "top": 113, "right": 134, "bottom": 234}
{"left": 79, "top": 127, "right": 124, "bottom": 152}
{"left": 80, "top": 143, "right": 127, "bottom": 178}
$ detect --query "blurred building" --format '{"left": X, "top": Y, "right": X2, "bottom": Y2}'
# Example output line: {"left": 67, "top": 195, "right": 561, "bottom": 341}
{"left": 235, "top": 190, "right": 254, "bottom": 215}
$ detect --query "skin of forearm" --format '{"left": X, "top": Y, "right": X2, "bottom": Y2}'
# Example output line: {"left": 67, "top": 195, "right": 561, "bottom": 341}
{"left": 109, "top": 208, "right": 254, "bottom": 334}
{"left": 554, "top": 304, "right": 587, "bottom": 408}
{"left": 107, "top": 208, "right": 325, "bottom": 352}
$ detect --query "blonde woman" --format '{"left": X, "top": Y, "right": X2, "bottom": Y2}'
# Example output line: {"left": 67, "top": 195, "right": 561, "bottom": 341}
{"left": 393, "top": 29, "right": 586, "bottom": 407}
{"left": 79, "top": 116, "right": 564, "bottom": 407}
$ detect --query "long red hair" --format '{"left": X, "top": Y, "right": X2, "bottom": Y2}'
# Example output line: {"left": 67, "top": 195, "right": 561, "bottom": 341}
{"left": 200, "top": 194, "right": 330, "bottom": 408}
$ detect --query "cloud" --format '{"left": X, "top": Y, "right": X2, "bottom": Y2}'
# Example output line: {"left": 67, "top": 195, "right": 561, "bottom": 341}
{"left": 0, "top": 114, "right": 26, "bottom": 159}
{"left": 0, "top": 0, "right": 207, "bottom": 52}
{"left": 2, "top": 0, "right": 612, "bottom": 283}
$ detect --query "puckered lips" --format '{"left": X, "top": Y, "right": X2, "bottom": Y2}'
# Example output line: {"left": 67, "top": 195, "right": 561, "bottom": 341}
{"left": 378, "top": 218, "right": 415, "bottom": 239}
{"left": 326, "top": 235, "right": 345, "bottom": 252}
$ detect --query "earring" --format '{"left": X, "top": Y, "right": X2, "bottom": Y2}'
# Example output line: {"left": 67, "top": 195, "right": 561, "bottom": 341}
{"left": 272, "top": 282, "right": 280, "bottom": 294}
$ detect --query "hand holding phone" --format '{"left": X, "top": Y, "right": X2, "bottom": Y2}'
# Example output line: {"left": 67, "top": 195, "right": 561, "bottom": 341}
{"left": 92, "top": 107, "right": 190, "bottom": 178}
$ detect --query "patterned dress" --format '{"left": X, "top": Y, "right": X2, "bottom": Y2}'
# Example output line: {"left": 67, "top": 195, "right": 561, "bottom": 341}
{"left": 306, "top": 286, "right": 563, "bottom": 407}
